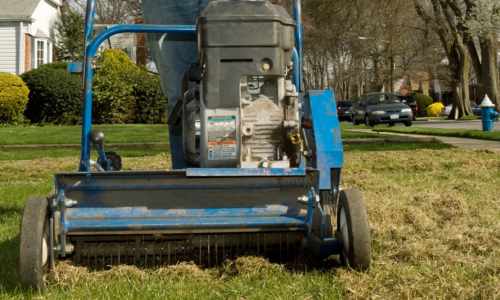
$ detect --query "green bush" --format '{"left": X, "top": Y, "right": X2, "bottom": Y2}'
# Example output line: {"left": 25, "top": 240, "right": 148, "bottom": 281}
{"left": 0, "top": 72, "right": 29, "bottom": 124}
{"left": 22, "top": 63, "right": 82, "bottom": 124}
{"left": 94, "top": 49, "right": 167, "bottom": 124}
{"left": 133, "top": 72, "right": 167, "bottom": 124}
{"left": 413, "top": 93, "right": 433, "bottom": 116}
{"left": 93, "top": 49, "right": 139, "bottom": 124}
{"left": 21, "top": 50, "right": 167, "bottom": 125}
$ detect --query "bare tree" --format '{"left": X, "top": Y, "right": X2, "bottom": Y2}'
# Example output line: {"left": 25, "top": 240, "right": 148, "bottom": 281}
{"left": 464, "top": 0, "right": 500, "bottom": 110}
{"left": 303, "top": 0, "right": 443, "bottom": 102}
{"left": 71, "top": 0, "right": 142, "bottom": 23}
{"left": 414, "top": 0, "right": 500, "bottom": 117}
{"left": 414, "top": 0, "right": 473, "bottom": 119}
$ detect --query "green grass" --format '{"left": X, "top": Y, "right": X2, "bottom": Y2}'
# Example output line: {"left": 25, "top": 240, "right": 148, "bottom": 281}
{"left": 0, "top": 144, "right": 169, "bottom": 161}
{"left": 341, "top": 130, "right": 380, "bottom": 139}
{"left": 1, "top": 148, "right": 498, "bottom": 299}
{"left": 0, "top": 125, "right": 498, "bottom": 298}
{"left": 345, "top": 141, "right": 452, "bottom": 152}
{"left": 340, "top": 123, "right": 381, "bottom": 139}
{"left": 373, "top": 126, "right": 500, "bottom": 141}
{"left": 0, "top": 124, "right": 380, "bottom": 147}
{"left": 0, "top": 124, "right": 169, "bottom": 145}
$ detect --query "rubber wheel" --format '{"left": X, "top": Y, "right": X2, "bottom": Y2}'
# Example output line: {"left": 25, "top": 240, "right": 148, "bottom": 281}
{"left": 404, "top": 121, "right": 412, "bottom": 127}
{"left": 106, "top": 151, "right": 122, "bottom": 171}
{"left": 320, "top": 191, "right": 337, "bottom": 237}
{"left": 19, "top": 197, "right": 49, "bottom": 290}
{"left": 336, "top": 189, "right": 371, "bottom": 271}
{"left": 97, "top": 151, "right": 122, "bottom": 171}
{"left": 364, "top": 116, "right": 374, "bottom": 127}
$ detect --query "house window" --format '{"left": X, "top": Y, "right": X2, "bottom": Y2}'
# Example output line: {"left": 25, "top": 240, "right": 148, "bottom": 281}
{"left": 36, "top": 40, "right": 45, "bottom": 67}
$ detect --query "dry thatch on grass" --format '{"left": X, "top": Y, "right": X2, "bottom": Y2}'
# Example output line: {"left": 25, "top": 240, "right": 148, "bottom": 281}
{"left": 5, "top": 148, "right": 499, "bottom": 298}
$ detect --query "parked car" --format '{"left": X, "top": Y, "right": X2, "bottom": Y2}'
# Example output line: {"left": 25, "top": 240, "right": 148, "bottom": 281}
{"left": 471, "top": 103, "right": 482, "bottom": 116}
{"left": 398, "top": 95, "right": 418, "bottom": 120}
{"left": 337, "top": 101, "right": 353, "bottom": 121}
{"left": 352, "top": 93, "right": 413, "bottom": 127}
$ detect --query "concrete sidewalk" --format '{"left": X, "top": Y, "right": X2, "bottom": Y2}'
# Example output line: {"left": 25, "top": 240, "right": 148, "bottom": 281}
{"left": 348, "top": 129, "right": 500, "bottom": 152}
{"left": 413, "top": 119, "right": 499, "bottom": 131}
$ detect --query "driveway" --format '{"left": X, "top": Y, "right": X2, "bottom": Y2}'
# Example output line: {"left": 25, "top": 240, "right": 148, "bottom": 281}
{"left": 413, "top": 119, "right": 499, "bottom": 131}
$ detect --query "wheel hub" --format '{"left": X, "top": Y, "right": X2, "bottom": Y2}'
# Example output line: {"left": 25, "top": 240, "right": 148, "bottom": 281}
{"left": 339, "top": 207, "right": 350, "bottom": 253}
{"left": 41, "top": 236, "right": 49, "bottom": 267}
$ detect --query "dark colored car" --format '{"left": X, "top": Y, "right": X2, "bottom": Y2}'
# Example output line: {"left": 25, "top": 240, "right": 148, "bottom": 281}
{"left": 352, "top": 93, "right": 413, "bottom": 127}
{"left": 337, "top": 101, "right": 353, "bottom": 121}
{"left": 471, "top": 103, "right": 482, "bottom": 116}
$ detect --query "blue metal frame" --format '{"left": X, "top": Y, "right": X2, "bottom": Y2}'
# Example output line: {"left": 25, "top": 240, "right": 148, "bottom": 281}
{"left": 186, "top": 167, "right": 306, "bottom": 177}
{"left": 306, "top": 89, "right": 344, "bottom": 190}
{"left": 55, "top": 0, "right": 344, "bottom": 260}
{"left": 80, "top": 24, "right": 196, "bottom": 171}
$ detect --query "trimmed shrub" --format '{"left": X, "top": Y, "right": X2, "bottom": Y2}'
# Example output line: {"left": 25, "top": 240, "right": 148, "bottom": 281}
{"left": 413, "top": 93, "right": 433, "bottom": 116}
{"left": 22, "top": 63, "right": 82, "bottom": 124}
{"left": 133, "top": 72, "right": 167, "bottom": 124}
{"left": 0, "top": 72, "right": 29, "bottom": 124}
{"left": 21, "top": 50, "right": 167, "bottom": 125}
{"left": 93, "top": 49, "right": 168, "bottom": 124}
{"left": 93, "top": 49, "right": 140, "bottom": 124}
{"left": 426, "top": 102, "right": 445, "bottom": 117}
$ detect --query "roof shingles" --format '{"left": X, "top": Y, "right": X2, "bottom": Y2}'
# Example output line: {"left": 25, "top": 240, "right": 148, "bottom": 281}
{"left": 0, "top": 0, "right": 41, "bottom": 21}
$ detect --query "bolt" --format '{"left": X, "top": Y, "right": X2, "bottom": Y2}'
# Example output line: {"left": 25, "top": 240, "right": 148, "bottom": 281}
{"left": 65, "top": 199, "right": 78, "bottom": 208}
{"left": 65, "top": 243, "right": 75, "bottom": 254}
{"left": 297, "top": 195, "right": 308, "bottom": 203}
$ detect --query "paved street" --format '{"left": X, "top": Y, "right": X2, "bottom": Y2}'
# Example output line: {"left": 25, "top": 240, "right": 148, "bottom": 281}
{"left": 413, "top": 119, "right": 500, "bottom": 131}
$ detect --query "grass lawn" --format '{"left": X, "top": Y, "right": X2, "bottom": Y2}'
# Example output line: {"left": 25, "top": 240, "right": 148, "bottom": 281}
{"left": 373, "top": 126, "right": 500, "bottom": 141}
{"left": 0, "top": 124, "right": 169, "bottom": 145}
{"left": 0, "top": 124, "right": 382, "bottom": 161}
{"left": 0, "top": 125, "right": 498, "bottom": 299}
{"left": 0, "top": 123, "right": 377, "bottom": 146}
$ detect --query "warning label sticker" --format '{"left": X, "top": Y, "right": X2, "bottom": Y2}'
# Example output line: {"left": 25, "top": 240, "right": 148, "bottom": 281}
{"left": 207, "top": 115, "right": 237, "bottom": 161}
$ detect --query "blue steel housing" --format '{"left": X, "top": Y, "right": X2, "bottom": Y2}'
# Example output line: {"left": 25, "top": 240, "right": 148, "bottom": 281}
{"left": 52, "top": 0, "right": 345, "bottom": 262}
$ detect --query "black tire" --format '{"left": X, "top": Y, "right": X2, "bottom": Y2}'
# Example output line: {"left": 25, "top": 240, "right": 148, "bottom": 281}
{"left": 97, "top": 151, "right": 122, "bottom": 171}
{"left": 106, "top": 151, "right": 122, "bottom": 171}
{"left": 336, "top": 189, "right": 371, "bottom": 271}
{"left": 404, "top": 121, "right": 412, "bottom": 127}
{"left": 364, "top": 116, "right": 374, "bottom": 127}
{"left": 320, "top": 191, "right": 337, "bottom": 237}
{"left": 19, "top": 197, "right": 49, "bottom": 290}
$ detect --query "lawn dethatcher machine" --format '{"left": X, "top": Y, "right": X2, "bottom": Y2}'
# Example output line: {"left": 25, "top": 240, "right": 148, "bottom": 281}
{"left": 19, "top": 0, "right": 371, "bottom": 289}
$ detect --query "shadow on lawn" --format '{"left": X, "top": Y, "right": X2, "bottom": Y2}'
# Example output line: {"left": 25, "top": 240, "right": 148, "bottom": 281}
{"left": 0, "top": 236, "right": 21, "bottom": 292}
{"left": 0, "top": 206, "right": 22, "bottom": 219}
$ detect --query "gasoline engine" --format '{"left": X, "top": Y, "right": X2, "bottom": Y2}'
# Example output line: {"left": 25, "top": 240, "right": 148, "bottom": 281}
{"left": 179, "top": 1, "right": 301, "bottom": 168}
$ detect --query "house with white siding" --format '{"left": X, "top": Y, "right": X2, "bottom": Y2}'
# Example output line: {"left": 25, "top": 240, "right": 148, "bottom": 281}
{"left": 0, "top": 0, "right": 61, "bottom": 75}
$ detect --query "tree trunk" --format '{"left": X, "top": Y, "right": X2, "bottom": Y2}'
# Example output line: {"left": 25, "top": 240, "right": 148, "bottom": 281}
{"left": 449, "top": 43, "right": 472, "bottom": 120}
{"left": 479, "top": 34, "right": 499, "bottom": 110}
